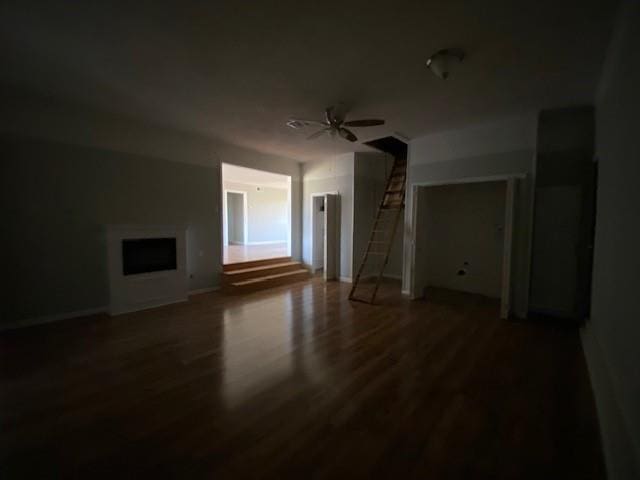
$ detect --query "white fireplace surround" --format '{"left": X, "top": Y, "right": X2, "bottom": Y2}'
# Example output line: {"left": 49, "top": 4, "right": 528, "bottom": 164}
{"left": 106, "top": 224, "right": 188, "bottom": 315}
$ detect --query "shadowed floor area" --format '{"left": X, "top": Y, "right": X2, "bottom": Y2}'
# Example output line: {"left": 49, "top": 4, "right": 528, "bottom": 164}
{"left": 0, "top": 279, "right": 604, "bottom": 478}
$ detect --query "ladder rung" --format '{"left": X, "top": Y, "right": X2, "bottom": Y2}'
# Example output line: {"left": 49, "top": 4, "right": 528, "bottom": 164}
{"left": 349, "top": 155, "right": 406, "bottom": 305}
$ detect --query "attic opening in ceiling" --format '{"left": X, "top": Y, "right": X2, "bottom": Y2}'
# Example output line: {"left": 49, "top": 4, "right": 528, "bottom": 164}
{"left": 364, "top": 136, "right": 408, "bottom": 159}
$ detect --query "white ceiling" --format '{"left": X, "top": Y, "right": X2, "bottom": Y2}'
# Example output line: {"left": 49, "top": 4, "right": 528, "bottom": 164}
{"left": 0, "top": 0, "right": 618, "bottom": 161}
{"left": 222, "top": 163, "right": 290, "bottom": 189}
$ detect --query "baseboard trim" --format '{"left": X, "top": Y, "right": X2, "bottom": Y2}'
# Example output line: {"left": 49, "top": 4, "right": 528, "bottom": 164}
{"left": 0, "top": 306, "right": 108, "bottom": 333}
{"left": 339, "top": 276, "right": 353, "bottom": 283}
{"left": 245, "top": 241, "right": 287, "bottom": 245}
{"left": 581, "top": 322, "right": 640, "bottom": 480}
{"left": 189, "top": 286, "right": 220, "bottom": 296}
{"left": 383, "top": 274, "right": 403, "bottom": 281}
{"left": 2, "top": 287, "right": 223, "bottom": 332}
{"left": 357, "top": 274, "right": 402, "bottom": 282}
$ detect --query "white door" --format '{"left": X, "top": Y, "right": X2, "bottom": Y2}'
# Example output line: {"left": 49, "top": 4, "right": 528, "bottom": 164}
{"left": 324, "top": 194, "right": 338, "bottom": 280}
{"left": 530, "top": 184, "right": 582, "bottom": 316}
{"left": 312, "top": 196, "right": 325, "bottom": 271}
{"left": 500, "top": 178, "right": 516, "bottom": 319}
{"left": 410, "top": 186, "right": 428, "bottom": 299}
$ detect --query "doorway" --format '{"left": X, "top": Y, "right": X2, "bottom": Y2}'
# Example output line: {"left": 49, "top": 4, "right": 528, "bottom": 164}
{"left": 224, "top": 190, "right": 248, "bottom": 246}
{"left": 221, "top": 163, "right": 291, "bottom": 265}
{"left": 310, "top": 192, "right": 338, "bottom": 280}
{"left": 312, "top": 196, "right": 325, "bottom": 273}
{"left": 410, "top": 177, "right": 516, "bottom": 319}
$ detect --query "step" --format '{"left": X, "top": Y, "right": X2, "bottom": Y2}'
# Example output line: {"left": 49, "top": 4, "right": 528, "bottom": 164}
{"left": 223, "top": 256, "right": 291, "bottom": 272}
{"left": 226, "top": 269, "right": 310, "bottom": 294}
{"left": 222, "top": 261, "right": 303, "bottom": 284}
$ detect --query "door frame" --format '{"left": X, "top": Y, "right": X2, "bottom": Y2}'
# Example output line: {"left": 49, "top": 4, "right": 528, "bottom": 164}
{"left": 222, "top": 189, "right": 249, "bottom": 246}
{"left": 409, "top": 174, "right": 522, "bottom": 319}
{"left": 310, "top": 191, "right": 338, "bottom": 276}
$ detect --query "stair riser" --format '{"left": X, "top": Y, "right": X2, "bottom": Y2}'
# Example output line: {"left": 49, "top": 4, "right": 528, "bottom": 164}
{"left": 225, "top": 271, "right": 310, "bottom": 294}
{"left": 223, "top": 257, "right": 291, "bottom": 272}
{"left": 222, "top": 264, "right": 303, "bottom": 285}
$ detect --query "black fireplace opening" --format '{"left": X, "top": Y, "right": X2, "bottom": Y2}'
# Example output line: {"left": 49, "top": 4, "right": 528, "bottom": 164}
{"left": 122, "top": 238, "right": 177, "bottom": 276}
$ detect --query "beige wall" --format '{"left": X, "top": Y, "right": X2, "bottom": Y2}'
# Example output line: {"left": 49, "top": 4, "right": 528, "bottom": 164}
{"left": 302, "top": 154, "right": 354, "bottom": 280}
{"left": 0, "top": 135, "right": 220, "bottom": 327}
{"left": 223, "top": 181, "right": 288, "bottom": 244}
{"left": 406, "top": 115, "right": 537, "bottom": 317}
{"left": 0, "top": 91, "right": 302, "bottom": 328}
{"left": 353, "top": 152, "right": 403, "bottom": 279}
{"left": 421, "top": 182, "right": 506, "bottom": 298}
{"left": 585, "top": 1, "right": 640, "bottom": 478}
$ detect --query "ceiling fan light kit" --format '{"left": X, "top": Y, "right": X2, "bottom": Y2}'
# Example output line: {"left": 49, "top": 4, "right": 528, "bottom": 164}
{"left": 426, "top": 48, "right": 465, "bottom": 80}
{"left": 287, "top": 105, "right": 385, "bottom": 143}
{"left": 287, "top": 47, "right": 464, "bottom": 142}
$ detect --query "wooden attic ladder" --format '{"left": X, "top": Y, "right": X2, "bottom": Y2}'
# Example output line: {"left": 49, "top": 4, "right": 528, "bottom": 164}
{"left": 349, "top": 155, "right": 407, "bottom": 304}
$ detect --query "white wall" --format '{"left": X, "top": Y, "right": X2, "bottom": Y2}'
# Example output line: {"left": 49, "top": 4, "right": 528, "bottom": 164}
{"left": 583, "top": 2, "right": 640, "bottom": 478}
{"left": 1, "top": 135, "right": 220, "bottom": 329}
{"left": 0, "top": 90, "right": 303, "bottom": 260}
{"left": 529, "top": 107, "right": 595, "bottom": 318}
{"left": 404, "top": 114, "right": 537, "bottom": 317}
{"left": 421, "top": 182, "right": 506, "bottom": 298}
{"left": 0, "top": 89, "right": 302, "bottom": 328}
{"left": 352, "top": 152, "right": 403, "bottom": 280}
{"left": 302, "top": 154, "right": 354, "bottom": 281}
{"left": 223, "top": 181, "right": 288, "bottom": 244}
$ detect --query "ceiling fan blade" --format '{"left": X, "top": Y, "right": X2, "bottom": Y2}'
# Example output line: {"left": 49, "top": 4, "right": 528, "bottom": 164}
{"left": 287, "top": 118, "right": 327, "bottom": 129}
{"left": 325, "top": 107, "right": 334, "bottom": 125}
{"left": 307, "top": 128, "right": 330, "bottom": 140}
{"left": 342, "top": 119, "right": 385, "bottom": 127}
{"left": 338, "top": 128, "right": 358, "bottom": 142}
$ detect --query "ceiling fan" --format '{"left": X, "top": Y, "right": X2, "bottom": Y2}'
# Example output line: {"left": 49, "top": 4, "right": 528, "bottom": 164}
{"left": 286, "top": 105, "right": 384, "bottom": 142}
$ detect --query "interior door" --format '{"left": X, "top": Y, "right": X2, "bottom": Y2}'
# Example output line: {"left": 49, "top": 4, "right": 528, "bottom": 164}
{"left": 500, "top": 178, "right": 516, "bottom": 319}
{"left": 410, "top": 186, "right": 428, "bottom": 299}
{"left": 576, "top": 161, "right": 598, "bottom": 319}
{"left": 324, "top": 194, "right": 338, "bottom": 280}
{"left": 530, "top": 147, "right": 598, "bottom": 320}
{"left": 530, "top": 185, "right": 583, "bottom": 317}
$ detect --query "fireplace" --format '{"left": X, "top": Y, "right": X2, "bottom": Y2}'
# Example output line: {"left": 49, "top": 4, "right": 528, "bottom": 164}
{"left": 107, "top": 225, "right": 188, "bottom": 315}
{"left": 122, "top": 238, "right": 177, "bottom": 275}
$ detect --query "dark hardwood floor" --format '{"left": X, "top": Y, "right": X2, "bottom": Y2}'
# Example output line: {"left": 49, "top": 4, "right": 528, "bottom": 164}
{"left": 0, "top": 278, "right": 604, "bottom": 479}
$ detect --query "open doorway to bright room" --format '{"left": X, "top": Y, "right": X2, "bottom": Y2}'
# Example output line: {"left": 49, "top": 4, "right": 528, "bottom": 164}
{"left": 221, "top": 163, "right": 291, "bottom": 265}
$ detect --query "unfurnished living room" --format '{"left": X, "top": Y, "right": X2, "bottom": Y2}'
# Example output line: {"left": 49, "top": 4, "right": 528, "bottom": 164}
{"left": 1, "top": 0, "right": 638, "bottom": 478}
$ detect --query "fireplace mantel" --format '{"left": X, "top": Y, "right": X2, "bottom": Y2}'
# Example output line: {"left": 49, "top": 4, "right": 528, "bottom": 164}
{"left": 106, "top": 225, "right": 188, "bottom": 315}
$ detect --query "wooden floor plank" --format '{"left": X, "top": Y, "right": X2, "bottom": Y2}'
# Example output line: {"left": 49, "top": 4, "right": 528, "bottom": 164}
{"left": 0, "top": 279, "right": 604, "bottom": 479}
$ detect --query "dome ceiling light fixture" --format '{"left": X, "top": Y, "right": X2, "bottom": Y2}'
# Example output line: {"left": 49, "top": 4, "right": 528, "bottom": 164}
{"left": 426, "top": 48, "right": 465, "bottom": 80}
